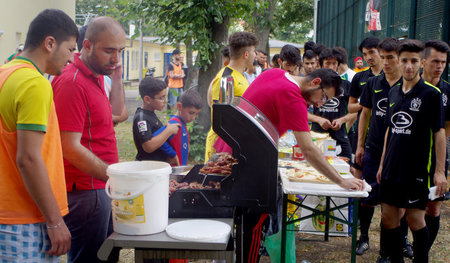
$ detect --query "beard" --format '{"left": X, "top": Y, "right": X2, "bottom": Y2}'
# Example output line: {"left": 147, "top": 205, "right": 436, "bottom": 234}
{"left": 86, "top": 52, "right": 114, "bottom": 76}
{"left": 403, "top": 69, "right": 420, "bottom": 81}
{"left": 301, "top": 89, "right": 318, "bottom": 107}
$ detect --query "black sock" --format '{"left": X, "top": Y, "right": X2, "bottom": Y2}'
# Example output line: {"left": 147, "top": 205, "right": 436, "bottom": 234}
{"left": 385, "top": 227, "right": 404, "bottom": 263}
{"left": 359, "top": 205, "right": 374, "bottom": 241}
{"left": 399, "top": 214, "right": 409, "bottom": 244}
{"left": 412, "top": 226, "right": 429, "bottom": 263}
{"left": 425, "top": 214, "right": 440, "bottom": 250}
{"left": 379, "top": 223, "right": 388, "bottom": 257}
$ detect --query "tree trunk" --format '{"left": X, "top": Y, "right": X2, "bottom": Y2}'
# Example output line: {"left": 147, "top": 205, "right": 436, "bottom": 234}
{"left": 254, "top": 0, "right": 276, "bottom": 55}
{"left": 197, "top": 16, "right": 229, "bottom": 132}
{"left": 184, "top": 38, "right": 197, "bottom": 90}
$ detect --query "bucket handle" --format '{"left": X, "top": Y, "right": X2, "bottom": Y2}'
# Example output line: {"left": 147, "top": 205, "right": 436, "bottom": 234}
{"left": 105, "top": 179, "right": 153, "bottom": 200}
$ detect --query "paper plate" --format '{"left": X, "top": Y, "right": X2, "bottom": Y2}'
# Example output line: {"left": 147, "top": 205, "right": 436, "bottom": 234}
{"left": 166, "top": 219, "right": 231, "bottom": 242}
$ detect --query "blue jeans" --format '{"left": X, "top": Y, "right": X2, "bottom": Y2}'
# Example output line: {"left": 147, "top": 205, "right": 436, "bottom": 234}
{"left": 64, "top": 189, "right": 113, "bottom": 263}
{"left": 168, "top": 88, "right": 183, "bottom": 107}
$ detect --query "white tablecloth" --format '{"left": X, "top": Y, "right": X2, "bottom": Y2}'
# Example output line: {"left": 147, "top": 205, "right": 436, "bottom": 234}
{"left": 280, "top": 172, "right": 371, "bottom": 198}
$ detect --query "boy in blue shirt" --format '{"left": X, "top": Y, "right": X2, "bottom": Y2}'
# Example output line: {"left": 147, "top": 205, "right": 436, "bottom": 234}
{"left": 153, "top": 89, "right": 202, "bottom": 165}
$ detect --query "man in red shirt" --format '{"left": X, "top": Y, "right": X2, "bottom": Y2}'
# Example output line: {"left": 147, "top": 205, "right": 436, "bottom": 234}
{"left": 52, "top": 16, "right": 126, "bottom": 263}
{"left": 215, "top": 68, "right": 365, "bottom": 262}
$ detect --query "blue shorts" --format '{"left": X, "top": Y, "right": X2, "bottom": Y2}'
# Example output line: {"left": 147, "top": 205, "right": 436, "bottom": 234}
{"left": 0, "top": 223, "right": 60, "bottom": 263}
{"left": 361, "top": 150, "right": 381, "bottom": 206}
{"left": 168, "top": 88, "right": 183, "bottom": 106}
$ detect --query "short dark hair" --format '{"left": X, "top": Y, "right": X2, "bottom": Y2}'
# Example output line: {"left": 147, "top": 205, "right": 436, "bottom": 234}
{"left": 280, "top": 44, "right": 301, "bottom": 66}
{"left": 377, "top": 37, "right": 399, "bottom": 53}
{"left": 303, "top": 50, "right": 316, "bottom": 60}
{"left": 221, "top": 46, "right": 230, "bottom": 58}
{"left": 24, "top": 9, "right": 79, "bottom": 51}
{"left": 312, "top": 44, "right": 327, "bottom": 56}
{"left": 228, "top": 32, "right": 258, "bottom": 59}
{"left": 172, "top": 49, "right": 181, "bottom": 55}
{"left": 424, "top": 40, "right": 450, "bottom": 58}
{"left": 304, "top": 41, "right": 316, "bottom": 52}
{"left": 139, "top": 77, "right": 167, "bottom": 98}
{"left": 77, "top": 25, "right": 88, "bottom": 51}
{"left": 271, "top": 54, "right": 280, "bottom": 68}
{"left": 306, "top": 68, "right": 343, "bottom": 97}
{"left": 333, "top": 47, "right": 348, "bottom": 64}
{"left": 257, "top": 49, "right": 267, "bottom": 56}
{"left": 179, "top": 89, "right": 203, "bottom": 109}
{"left": 358, "top": 36, "right": 380, "bottom": 52}
{"left": 319, "top": 48, "right": 339, "bottom": 67}
{"left": 396, "top": 39, "right": 424, "bottom": 56}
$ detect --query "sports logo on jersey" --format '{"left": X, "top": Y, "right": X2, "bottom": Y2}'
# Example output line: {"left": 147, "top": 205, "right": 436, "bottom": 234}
{"left": 391, "top": 111, "right": 413, "bottom": 135}
{"left": 376, "top": 98, "right": 388, "bottom": 116}
{"left": 138, "top": 121, "right": 147, "bottom": 132}
{"left": 320, "top": 97, "right": 339, "bottom": 112}
{"left": 409, "top": 98, "right": 421, "bottom": 111}
{"left": 442, "top": 93, "right": 448, "bottom": 107}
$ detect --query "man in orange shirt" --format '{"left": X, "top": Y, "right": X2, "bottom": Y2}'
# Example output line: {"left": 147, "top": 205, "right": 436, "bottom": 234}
{"left": 0, "top": 9, "right": 78, "bottom": 261}
{"left": 353, "top": 56, "right": 368, "bottom": 73}
{"left": 168, "top": 49, "right": 186, "bottom": 110}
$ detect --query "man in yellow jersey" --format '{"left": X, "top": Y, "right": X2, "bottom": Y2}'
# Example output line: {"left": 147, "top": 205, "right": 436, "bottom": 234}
{"left": 204, "top": 32, "right": 258, "bottom": 161}
{"left": 0, "top": 9, "right": 78, "bottom": 262}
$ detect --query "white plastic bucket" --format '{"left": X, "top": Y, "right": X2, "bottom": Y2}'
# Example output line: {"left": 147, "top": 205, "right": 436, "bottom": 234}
{"left": 105, "top": 161, "right": 171, "bottom": 235}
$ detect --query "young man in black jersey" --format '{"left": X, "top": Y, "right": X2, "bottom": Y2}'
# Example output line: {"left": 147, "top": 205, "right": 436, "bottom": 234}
{"left": 377, "top": 39, "right": 447, "bottom": 263}
{"left": 308, "top": 48, "right": 356, "bottom": 160}
{"left": 356, "top": 38, "right": 402, "bottom": 262}
{"left": 349, "top": 37, "right": 383, "bottom": 113}
{"left": 421, "top": 40, "right": 450, "bottom": 251}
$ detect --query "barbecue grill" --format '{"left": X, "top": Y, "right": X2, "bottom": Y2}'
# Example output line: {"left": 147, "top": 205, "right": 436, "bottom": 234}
{"left": 169, "top": 96, "right": 280, "bottom": 218}
{"left": 168, "top": 76, "right": 280, "bottom": 262}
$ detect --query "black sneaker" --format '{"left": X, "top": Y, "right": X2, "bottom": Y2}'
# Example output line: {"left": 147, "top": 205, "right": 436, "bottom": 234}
{"left": 376, "top": 256, "right": 390, "bottom": 263}
{"left": 402, "top": 239, "right": 414, "bottom": 259}
{"left": 355, "top": 239, "right": 370, "bottom": 255}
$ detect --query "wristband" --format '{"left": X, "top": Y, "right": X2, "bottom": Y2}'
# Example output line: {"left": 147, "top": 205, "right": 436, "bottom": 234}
{"left": 46, "top": 222, "right": 62, "bottom": 229}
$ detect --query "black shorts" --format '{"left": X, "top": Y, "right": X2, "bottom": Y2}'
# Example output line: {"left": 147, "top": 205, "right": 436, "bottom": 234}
{"left": 380, "top": 180, "right": 429, "bottom": 210}
{"left": 361, "top": 150, "right": 381, "bottom": 206}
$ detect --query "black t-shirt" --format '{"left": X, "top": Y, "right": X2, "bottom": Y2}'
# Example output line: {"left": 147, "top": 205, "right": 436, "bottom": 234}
{"left": 359, "top": 74, "right": 402, "bottom": 156}
{"left": 429, "top": 79, "right": 450, "bottom": 180}
{"left": 438, "top": 79, "right": 450, "bottom": 121}
{"left": 311, "top": 80, "right": 352, "bottom": 159}
{"left": 349, "top": 68, "right": 378, "bottom": 99}
{"left": 348, "top": 68, "right": 381, "bottom": 157}
{"left": 132, "top": 107, "right": 168, "bottom": 161}
{"left": 381, "top": 78, "right": 444, "bottom": 185}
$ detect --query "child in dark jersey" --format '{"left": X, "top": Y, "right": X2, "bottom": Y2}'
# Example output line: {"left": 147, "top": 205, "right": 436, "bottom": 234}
{"left": 132, "top": 77, "right": 181, "bottom": 164}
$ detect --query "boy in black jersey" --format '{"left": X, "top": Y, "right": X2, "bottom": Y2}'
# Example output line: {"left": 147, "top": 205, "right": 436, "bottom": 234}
{"left": 421, "top": 40, "right": 450, "bottom": 251}
{"left": 309, "top": 48, "right": 356, "bottom": 160}
{"left": 348, "top": 37, "right": 383, "bottom": 176}
{"left": 356, "top": 38, "right": 403, "bottom": 261}
{"left": 377, "top": 40, "right": 447, "bottom": 263}
{"left": 132, "top": 77, "right": 181, "bottom": 163}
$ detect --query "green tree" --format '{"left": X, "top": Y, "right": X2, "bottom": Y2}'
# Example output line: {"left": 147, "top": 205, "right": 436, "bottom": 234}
{"left": 272, "top": 0, "right": 314, "bottom": 44}
{"left": 76, "top": 0, "right": 159, "bottom": 37}
{"left": 125, "top": 0, "right": 252, "bottom": 132}
{"left": 243, "top": 0, "right": 277, "bottom": 53}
